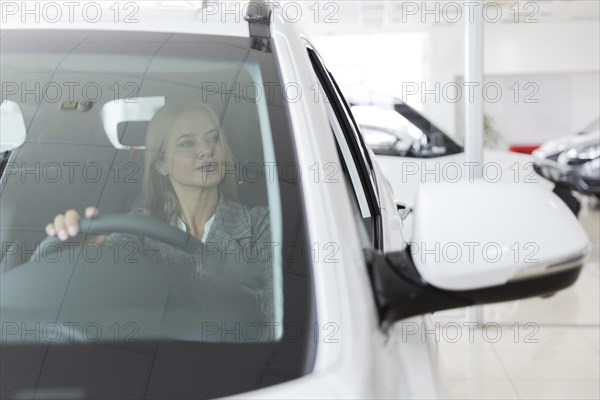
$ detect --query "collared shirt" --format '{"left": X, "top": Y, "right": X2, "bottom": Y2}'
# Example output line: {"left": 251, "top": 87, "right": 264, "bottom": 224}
{"left": 174, "top": 214, "right": 214, "bottom": 243}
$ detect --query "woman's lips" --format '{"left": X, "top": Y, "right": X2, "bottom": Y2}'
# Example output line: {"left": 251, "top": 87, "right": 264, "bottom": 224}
{"left": 197, "top": 162, "right": 218, "bottom": 173}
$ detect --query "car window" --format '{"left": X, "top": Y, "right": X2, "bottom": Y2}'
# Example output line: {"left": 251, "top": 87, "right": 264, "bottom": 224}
{"left": 393, "top": 103, "right": 463, "bottom": 156}
{"left": 307, "top": 48, "right": 382, "bottom": 249}
{"left": 352, "top": 105, "right": 424, "bottom": 143}
{"left": 0, "top": 29, "right": 314, "bottom": 399}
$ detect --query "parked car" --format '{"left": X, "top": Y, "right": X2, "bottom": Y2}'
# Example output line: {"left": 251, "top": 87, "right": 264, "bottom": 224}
{"left": 0, "top": 2, "right": 590, "bottom": 399}
{"left": 348, "top": 95, "right": 579, "bottom": 218}
{"left": 533, "top": 118, "right": 600, "bottom": 201}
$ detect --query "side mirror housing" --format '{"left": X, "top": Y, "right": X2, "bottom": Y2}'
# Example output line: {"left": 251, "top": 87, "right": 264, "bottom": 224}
{"left": 369, "top": 181, "right": 589, "bottom": 325}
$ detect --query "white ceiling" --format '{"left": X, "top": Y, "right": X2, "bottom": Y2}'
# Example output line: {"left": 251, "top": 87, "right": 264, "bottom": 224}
{"left": 284, "top": 0, "right": 600, "bottom": 36}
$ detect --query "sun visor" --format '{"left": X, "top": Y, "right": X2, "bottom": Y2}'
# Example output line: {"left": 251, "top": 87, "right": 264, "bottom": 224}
{"left": 0, "top": 101, "right": 27, "bottom": 153}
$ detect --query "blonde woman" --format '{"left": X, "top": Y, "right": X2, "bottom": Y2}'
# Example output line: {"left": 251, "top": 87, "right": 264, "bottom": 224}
{"left": 45, "top": 101, "right": 272, "bottom": 322}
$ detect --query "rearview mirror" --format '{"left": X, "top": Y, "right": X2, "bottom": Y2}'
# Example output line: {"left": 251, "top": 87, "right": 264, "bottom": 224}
{"left": 100, "top": 97, "right": 165, "bottom": 150}
{"left": 368, "top": 180, "right": 589, "bottom": 325}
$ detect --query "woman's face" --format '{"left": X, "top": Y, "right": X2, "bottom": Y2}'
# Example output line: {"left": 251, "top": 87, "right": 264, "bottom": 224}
{"left": 157, "top": 110, "right": 226, "bottom": 191}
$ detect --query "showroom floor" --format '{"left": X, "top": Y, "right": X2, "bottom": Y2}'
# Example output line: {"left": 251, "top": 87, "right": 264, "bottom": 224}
{"left": 435, "top": 199, "right": 600, "bottom": 399}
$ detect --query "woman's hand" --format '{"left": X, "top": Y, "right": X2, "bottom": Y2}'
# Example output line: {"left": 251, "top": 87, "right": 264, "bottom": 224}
{"left": 45, "top": 207, "right": 100, "bottom": 241}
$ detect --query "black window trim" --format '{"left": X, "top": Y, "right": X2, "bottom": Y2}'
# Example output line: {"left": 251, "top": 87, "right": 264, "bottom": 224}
{"left": 306, "top": 47, "right": 383, "bottom": 250}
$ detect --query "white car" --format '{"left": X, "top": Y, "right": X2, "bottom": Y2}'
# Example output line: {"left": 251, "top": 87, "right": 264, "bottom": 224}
{"left": 349, "top": 95, "right": 556, "bottom": 224}
{"left": 0, "top": 2, "right": 590, "bottom": 399}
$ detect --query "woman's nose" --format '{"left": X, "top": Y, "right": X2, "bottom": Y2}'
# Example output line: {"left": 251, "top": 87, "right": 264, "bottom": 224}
{"left": 196, "top": 143, "right": 213, "bottom": 159}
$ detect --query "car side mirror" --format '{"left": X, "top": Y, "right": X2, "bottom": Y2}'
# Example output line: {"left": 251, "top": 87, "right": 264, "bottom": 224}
{"left": 369, "top": 180, "right": 590, "bottom": 326}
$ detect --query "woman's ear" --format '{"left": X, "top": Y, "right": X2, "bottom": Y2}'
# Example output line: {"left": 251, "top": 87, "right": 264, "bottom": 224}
{"left": 155, "top": 160, "right": 168, "bottom": 176}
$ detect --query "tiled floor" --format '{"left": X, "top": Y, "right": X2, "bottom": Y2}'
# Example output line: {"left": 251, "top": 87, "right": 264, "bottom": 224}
{"left": 434, "top": 199, "right": 600, "bottom": 399}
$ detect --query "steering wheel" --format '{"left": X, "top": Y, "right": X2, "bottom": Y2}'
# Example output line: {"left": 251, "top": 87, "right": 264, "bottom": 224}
{"left": 32, "top": 214, "right": 204, "bottom": 261}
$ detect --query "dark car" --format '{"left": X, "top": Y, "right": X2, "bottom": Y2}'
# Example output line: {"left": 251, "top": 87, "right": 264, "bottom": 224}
{"left": 533, "top": 118, "right": 600, "bottom": 213}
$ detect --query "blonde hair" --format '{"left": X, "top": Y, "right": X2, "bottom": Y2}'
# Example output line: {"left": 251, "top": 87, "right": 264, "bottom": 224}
{"left": 140, "top": 101, "right": 238, "bottom": 222}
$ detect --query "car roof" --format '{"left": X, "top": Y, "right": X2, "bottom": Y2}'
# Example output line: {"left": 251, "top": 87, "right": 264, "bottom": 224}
{"left": 0, "top": 1, "right": 253, "bottom": 37}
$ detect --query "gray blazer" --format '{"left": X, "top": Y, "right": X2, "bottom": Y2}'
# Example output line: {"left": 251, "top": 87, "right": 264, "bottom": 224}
{"left": 107, "top": 196, "right": 273, "bottom": 323}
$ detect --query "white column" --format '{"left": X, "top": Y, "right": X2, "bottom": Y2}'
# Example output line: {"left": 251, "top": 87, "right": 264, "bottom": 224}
{"left": 465, "top": 1, "right": 485, "bottom": 323}
{"left": 464, "top": 1, "right": 484, "bottom": 180}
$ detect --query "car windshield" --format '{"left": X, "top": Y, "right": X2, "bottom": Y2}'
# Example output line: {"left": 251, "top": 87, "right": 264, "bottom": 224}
{"left": 393, "top": 102, "right": 463, "bottom": 149}
{"left": 0, "top": 30, "right": 314, "bottom": 399}
{"left": 352, "top": 101, "right": 462, "bottom": 157}
{"left": 351, "top": 105, "right": 424, "bottom": 142}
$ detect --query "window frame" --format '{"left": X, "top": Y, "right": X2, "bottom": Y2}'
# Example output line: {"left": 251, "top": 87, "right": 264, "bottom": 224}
{"left": 307, "top": 47, "right": 383, "bottom": 250}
